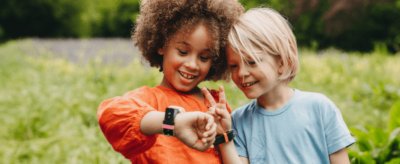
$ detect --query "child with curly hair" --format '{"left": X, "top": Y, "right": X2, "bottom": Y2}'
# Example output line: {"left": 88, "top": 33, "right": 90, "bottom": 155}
{"left": 203, "top": 7, "right": 355, "bottom": 164}
{"left": 97, "top": 0, "right": 243, "bottom": 163}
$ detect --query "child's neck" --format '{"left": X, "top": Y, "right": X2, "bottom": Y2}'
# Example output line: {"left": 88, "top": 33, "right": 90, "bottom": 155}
{"left": 159, "top": 78, "right": 203, "bottom": 98}
{"left": 257, "top": 86, "right": 294, "bottom": 111}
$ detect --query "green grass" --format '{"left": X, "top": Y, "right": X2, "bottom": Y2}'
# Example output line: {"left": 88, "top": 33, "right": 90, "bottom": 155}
{"left": 1, "top": 40, "right": 399, "bottom": 163}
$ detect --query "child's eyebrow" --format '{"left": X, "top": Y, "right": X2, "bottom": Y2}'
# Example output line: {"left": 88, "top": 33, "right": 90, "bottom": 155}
{"left": 234, "top": 50, "right": 253, "bottom": 60}
{"left": 177, "top": 41, "right": 211, "bottom": 52}
{"left": 238, "top": 50, "right": 263, "bottom": 60}
{"left": 176, "top": 41, "right": 189, "bottom": 46}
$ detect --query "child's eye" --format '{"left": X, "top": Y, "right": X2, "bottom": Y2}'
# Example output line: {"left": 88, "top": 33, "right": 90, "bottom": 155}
{"left": 177, "top": 49, "right": 188, "bottom": 55}
{"left": 229, "top": 64, "right": 238, "bottom": 69}
{"left": 247, "top": 61, "right": 256, "bottom": 66}
{"left": 200, "top": 55, "right": 211, "bottom": 62}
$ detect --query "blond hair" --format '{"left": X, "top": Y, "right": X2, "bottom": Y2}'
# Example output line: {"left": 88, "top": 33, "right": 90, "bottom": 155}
{"left": 228, "top": 7, "right": 299, "bottom": 82}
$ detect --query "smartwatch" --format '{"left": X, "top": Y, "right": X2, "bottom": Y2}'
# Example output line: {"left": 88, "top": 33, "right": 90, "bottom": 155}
{"left": 214, "top": 130, "right": 235, "bottom": 145}
{"left": 162, "top": 106, "right": 181, "bottom": 136}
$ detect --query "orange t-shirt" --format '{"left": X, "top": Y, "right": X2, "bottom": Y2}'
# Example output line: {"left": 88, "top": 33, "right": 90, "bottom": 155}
{"left": 97, "top": 86, "right": 225, "bottom": 164}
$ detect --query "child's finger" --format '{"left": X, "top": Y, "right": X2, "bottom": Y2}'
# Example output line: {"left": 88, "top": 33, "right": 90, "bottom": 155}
{"left": 208, "top": 106, "right": 216, "bottom": 115}
{"left": 204, "top": 113, "right": 214, "bottom": 131}
{"left": 202, "top": 138, "right": 208, "bottom": 143}
{"left": 202, "top": 137, "right": 214, "bottom": 148}
{"left": 194, "top": 114, "right": 206, "bottom": 136}
{"left": 202, "top": 123, "right": 217, "bottom": 141}
{"left": 218, "top": 86, "right": 227, "bottom": 104}
{"left": 201, "top": 87, "right": 217, "bottom": 107}
{"left": 215, "top": 107, "right": 230, "bottom": 120}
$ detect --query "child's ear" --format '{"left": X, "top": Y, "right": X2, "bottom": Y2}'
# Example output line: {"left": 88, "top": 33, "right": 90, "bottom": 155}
{"left": 158, "top": 48, "right": 164, "bottom": 56}
{"left": 277, "top": 58, "right": 284, "bottom": 74}
{"left": 278, "top": 67, "right": 283, "bottom": 74}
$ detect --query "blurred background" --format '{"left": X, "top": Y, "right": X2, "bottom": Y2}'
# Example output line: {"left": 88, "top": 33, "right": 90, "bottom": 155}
{"left": 1, "top": 0, "right": 400, "bottom": 52}
{"left": 0, "top": 0, "right": 399, "bottom": 163}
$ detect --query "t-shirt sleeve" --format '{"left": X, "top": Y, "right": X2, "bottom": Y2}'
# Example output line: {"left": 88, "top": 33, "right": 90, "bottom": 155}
{"left": 97, "top": 87, "right": 159, "bottom": 159}
{"left": 232, "top": 112, "right": 248, "bottom": 158}
{"left": 320, "top": 96, "right": 355, "bottom": 154}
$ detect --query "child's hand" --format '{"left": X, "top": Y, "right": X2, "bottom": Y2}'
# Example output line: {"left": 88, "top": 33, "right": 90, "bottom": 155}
{"left": 174, "top": 111, "right": 217, "bottom": 151}
{"left": 202, "top": 86, "right": 231, "bottom": 134}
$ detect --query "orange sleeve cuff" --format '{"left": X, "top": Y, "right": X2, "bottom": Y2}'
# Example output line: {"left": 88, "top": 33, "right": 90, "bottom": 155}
{"left": 98, "top": 97, "right": 158, "bottom": 158}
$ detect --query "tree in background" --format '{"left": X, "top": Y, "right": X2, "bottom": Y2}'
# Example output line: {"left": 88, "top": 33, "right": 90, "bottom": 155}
{"left": 0, "top": 0, "right": 138, "bottom": 39}
{"left": 89, "top": 0, "right": 139, "bottom": 37}
{"left": 0, "top": 0, "right": 90, "bottom": 38}
{"left": 0, "top": 0, "right": 399, "bottom": 53}
{"left": 240, "top": 0, "right": 400, "bottom": 53}
{"left": 293, "top": 0, "right": 400, "bottom": 53}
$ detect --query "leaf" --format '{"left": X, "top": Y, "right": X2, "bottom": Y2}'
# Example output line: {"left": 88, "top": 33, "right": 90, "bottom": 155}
{"left": 388, "top": 101, "right": 400, "bottom": 131}
{"left": 389, "top": 128, "right": 400, "bottom": 143}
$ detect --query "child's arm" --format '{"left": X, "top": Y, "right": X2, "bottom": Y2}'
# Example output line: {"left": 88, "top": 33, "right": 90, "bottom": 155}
{"left": 218, "top": 140, "right": 250, "bottom": 164}
{"left": 141, "top": 110, "right": 217, "bottom": 151}
{"left": 202, "top": 86, "right": 249, "bottom": 164}
{"left": 98, "top": 96, "right": 158, "bottom": 158}
{"left": 329, "top": 148, "right": 350, "bottom": 164}
{"left": 98, "top": 91, "right": 217, "bottom": 158}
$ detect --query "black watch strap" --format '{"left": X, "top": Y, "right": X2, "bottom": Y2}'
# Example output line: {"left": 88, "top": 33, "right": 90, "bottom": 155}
{"left": 214, "top": 130, "right": 235, "bottom": 145}
{"left": 162, "top": 106, "right": 181, "bottom": 136}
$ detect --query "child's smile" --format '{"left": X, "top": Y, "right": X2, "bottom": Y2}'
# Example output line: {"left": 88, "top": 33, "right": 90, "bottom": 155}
{"left": 179, "top": 70, "right": 197, "bottom": 80}
{"left": 241, "top": 81, "right": 258, "bottom": 88}
{"left": 159, "top": 23, "right": 213, "bottom": 92}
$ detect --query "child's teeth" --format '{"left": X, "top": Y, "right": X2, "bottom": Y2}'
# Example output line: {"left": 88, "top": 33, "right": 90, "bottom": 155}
{"left": 181, "top": 72, "right": 195, "bottom": 79}
{"left": 243, "top": 82, "right": 255, "bottom": 87}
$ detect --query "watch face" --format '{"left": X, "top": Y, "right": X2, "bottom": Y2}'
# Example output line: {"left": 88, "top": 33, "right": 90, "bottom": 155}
{"left": 164, "top": 108, "right": 177, "bottom": 124}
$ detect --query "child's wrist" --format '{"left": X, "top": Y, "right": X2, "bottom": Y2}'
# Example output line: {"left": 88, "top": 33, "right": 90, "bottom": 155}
{"left": 217, "top": 125, "right": 232, "bottom": 135}
{"left": 214, "top": 130, "right": 235, "bottom": 146}
{"left": 162, "top": 106, "right": 182, "bottom": 136}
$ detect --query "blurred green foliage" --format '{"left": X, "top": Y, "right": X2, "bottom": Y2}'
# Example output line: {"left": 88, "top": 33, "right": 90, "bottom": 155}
{"left": 1, "top": 40, "right": 399, "bottom": 163}
{"left": 0, "top": 0, "right": 399, "bottom": 52}
{"left": 0, "top": 0, "right": 139, "bottom": 38}
{"left": 0, "top": 0, "right": 89, "bottom": 38}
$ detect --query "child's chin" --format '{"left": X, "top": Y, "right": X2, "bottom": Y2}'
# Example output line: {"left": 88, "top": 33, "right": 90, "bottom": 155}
{"left": 244, "top": 93, "right": 258, "bottom": 99}
{"left": 245, "top": 94, "right": 255, "bottom": 99}
{"left": 175, "top": 85, "right": 195, "bottom": 92}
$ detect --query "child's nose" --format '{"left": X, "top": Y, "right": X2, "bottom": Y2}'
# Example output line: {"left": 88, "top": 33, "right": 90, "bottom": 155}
{"left": 183, "top": 55, "right": 198, "bottom": 70}
{"left": 238, "top": 65, "right": 250, "bottom": 77}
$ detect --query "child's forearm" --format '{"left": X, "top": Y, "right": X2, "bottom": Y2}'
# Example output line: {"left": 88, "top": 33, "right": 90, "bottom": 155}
{"left": 141, "top": 110, "right": 217, "bottom": 152}
{"left": 329, "top": 148, "right": 350, "bottom": 164}
{"left": 140, "top": 111, "right": 165, "bottom": 135}
{"left": 219, "top": 141, "right": 243, "bottom": 164}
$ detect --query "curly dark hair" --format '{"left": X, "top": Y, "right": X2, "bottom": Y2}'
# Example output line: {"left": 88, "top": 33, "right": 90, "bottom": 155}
{"left": 133, "top": 0, "right": 244, "bottom": 81}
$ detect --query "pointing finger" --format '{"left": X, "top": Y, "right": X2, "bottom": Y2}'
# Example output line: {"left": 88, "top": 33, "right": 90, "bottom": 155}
{"left": 218, "top": 86, "right": 226, "bottom": 104}
{"left": 201, "top": 87, "right": 217, "bottom": 107}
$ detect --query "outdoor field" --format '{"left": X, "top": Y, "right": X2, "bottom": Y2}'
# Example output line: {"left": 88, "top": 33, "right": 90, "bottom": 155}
{"left": 0, "top": 39, "right": 399, "bottom": 163}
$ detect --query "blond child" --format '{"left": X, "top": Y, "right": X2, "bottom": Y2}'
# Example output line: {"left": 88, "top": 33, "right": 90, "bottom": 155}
{"left": 97, "top": 0, "right": 243, "bottom": 163}
{"left": 204, "top": 7, "right": 355, "bottom": 164}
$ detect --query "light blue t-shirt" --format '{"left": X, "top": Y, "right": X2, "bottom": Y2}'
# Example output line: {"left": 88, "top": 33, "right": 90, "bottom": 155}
{"left": 232, "top": 89, "right": 355, "bottom": 164}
